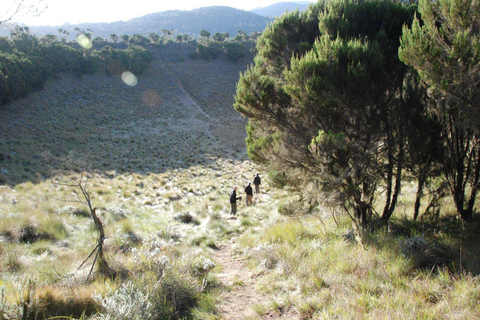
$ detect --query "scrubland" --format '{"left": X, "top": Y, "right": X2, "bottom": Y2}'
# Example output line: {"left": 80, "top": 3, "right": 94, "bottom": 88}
{"left": 1, "top": 45, "right": 479, "bottom": 319}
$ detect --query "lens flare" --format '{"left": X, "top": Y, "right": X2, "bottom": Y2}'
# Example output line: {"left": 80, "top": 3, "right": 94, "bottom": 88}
{"left": 121, "top": 71, "right": 138, "bottom": 87}
{"left": 76, "top": 34, "right": 92, "bottom": 49}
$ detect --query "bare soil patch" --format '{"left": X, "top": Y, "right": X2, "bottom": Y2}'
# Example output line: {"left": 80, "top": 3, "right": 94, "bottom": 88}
{"left": 212, "top": 241, "right": 301, "bottom": 320}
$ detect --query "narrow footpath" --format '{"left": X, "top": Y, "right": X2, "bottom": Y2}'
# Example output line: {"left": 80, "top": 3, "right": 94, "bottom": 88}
{"left": 211, "top": 242, "right": 301, "bottom": 319}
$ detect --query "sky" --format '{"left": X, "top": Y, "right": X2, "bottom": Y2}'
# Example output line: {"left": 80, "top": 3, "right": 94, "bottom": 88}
{"left": 1, "top": 0, "right": 315, "bottom": 26}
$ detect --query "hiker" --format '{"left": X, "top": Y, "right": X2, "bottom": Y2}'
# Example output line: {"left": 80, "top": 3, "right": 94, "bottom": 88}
{"left": 245, "top": 182, "right": 253, "bottom": 206}
{"left": 253, "top": 173, "right": 261, "bottom": 194}
{"left": 229, "top": 186, "right": 242, "bottom": 215}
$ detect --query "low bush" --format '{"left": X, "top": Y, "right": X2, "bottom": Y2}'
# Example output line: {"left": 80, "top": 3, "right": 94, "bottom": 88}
{"left": 278, "top": 200, "right": 302, "bottom": 216}
{"left": 174, "top": 212, "right": 199, "bottom": 225}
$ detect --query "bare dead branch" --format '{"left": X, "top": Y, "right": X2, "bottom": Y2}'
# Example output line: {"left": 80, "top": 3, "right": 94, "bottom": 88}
{"left": 0, "top": 0, "right": 48, "bottom": 25}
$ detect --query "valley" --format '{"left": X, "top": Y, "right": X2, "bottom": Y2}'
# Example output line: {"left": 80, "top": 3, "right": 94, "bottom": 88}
{"left": 0, "top": 43, "right": 249, "bottom": 185}
{"left": 1, "top": 18, "right": 480, "bottom": 319}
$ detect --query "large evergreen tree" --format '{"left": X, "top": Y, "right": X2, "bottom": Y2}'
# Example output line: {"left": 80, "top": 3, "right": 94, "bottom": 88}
{"left": 399, "top": 0, "right": 480, "bottom": 220}
{"left": 235, "top": 0, "right": 417, "bottom": 230}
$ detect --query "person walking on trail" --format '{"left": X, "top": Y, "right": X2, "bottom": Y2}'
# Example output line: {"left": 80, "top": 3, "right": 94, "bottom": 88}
{"left": 253, "top": 173, "right": 261, "bottom": 194}
{"left": 229, "top": 186, "right": 242, "bottom": 215}
{"left": 245, "top": 182, "right": 253, "bottom": 206}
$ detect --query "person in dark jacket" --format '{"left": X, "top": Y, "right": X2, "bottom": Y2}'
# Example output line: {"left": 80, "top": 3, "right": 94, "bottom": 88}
{"left": 229, "top": 186, "right": 242, "bottom": 215}
{"left": 245, "top": 182, "right": 253, "bottom": 206}
{"left": 253, "top": 173, "right": 261, "bottom": 194}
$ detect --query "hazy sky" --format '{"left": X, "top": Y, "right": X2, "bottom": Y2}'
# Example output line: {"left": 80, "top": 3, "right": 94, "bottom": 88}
{"left": 2, "top": 0, "right": 315, "bottom": 26}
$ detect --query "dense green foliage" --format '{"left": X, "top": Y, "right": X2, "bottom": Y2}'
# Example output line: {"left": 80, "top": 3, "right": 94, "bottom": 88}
{"left": 236, "top": 0, "right": 480, "bottom": 227}
{"left": 190, "top": 41, "right": 251, "bottom": 63}
{"left": 399, "top": 0, "right": 480, "bottom": 220}
{"left": 0, "top": 28, "right": 153, "bottom": 105}
{"left": 235, "top": 0, "right": 429, "bottom": 230}
{"left": 234, "top": 0, "right": 480, "bottom": 231}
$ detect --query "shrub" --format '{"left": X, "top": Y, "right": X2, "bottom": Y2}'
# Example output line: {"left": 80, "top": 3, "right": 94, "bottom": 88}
{"left": 268, "top": 170, "right": 288, "bottom": 188}
{"left": 55, "top": 205, "right": 89, "bottom": 217}
{"left": 400, "top": 235, "right": 440, "bottom": 269}
{"left": 4, "top": 250, "right": 22, "bottom": 271}
{"left": 278, "top": 200, "right": 302, "bottom": 216}
{"left": 106, "top": 206, "right": 133, "bottom": 221}
{"left": 174, "top": 212, "right": 199, "bottom": 225}
{"left": 156, "top": 270, "right": 200, "bottom": 317}
{"left": 95, "top": 282, "right": 153, "bottom": 320}
{"left": 224, "top": 43, "right": 246, "bottom": 63}
{"left": 0, "top": 36, "right": 152, "bottom": 106}
{"left": 33, "top": 286, "right": 98, "bottom": 319}
{"left": 195, "top": 44, "right": 221, "bottom": 62}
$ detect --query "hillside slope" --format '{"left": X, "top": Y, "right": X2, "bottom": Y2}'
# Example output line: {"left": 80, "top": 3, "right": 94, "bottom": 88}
{"left": 0, "top": 43, "right": 250, "bottom": 185}
{"left": 251, "top": 1, "right": 311, "bottom": 17}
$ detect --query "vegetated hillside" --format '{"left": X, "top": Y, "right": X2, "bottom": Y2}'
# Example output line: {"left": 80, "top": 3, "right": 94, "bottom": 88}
{"left": 251, "top": 1, "right": 311, "bottom": 17}
{"left": 0, "top": 6, "right": 272, "bottom": 40}
{"left": 0, "top": 42, "right": 251, "bottom": 185}
{"left": 123, "top": 6, "right": 272, "bottom": 36}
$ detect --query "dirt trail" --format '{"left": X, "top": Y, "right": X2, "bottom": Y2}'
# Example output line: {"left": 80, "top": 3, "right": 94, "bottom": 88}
{"left": 211, "top": 241, "right": 301, "bottom": 320}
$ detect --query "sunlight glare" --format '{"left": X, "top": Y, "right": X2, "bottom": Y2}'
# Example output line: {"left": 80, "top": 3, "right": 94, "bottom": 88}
{"left": 122, "top": 71, "right": 138, "bottom": 86}
{"left": 76, "top": 34, "right": 92, "bottom": 49}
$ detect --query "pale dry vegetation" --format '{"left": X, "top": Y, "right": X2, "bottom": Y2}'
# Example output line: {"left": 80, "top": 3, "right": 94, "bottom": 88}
{"left": 235, "top": 211, "right": 480, "bottom": 319}
{"left": 1, "top": 40, "right": 479, "bottom": 320}
{"left": 0, "top": 157, "right": 267, "bottom": 319}
{"left": 3, "top": 161, "right": 479, "bottom": 319}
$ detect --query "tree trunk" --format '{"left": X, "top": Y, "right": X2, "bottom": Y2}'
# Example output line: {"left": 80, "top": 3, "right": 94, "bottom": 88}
{"left": 91, "top": 208, "right": 112, "bottom": 277}
{"left": 354, "top": 200, "right": 370, "bottom": 228}
{"left": 443, "top": 119, "right": 479, "bottom": 221}
{"left": 382, "top": 137, "right": 404, "bottom": 222}
{"left": 413, "top": 172, "right": 426, "bottom": 221}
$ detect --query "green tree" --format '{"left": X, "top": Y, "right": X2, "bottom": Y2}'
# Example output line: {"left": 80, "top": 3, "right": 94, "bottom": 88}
{"left": 110, "top": 34, "right": 118, "bottom": 43}
{"left": 212, "top": 32, "right": 225, "bottom": 42}
{"left": 161, "top": 29, "right": 174, "bottom": 37}
{"left": 0, "top": 32, "right": 152, "bottom": 106}
{"left": 200, "top": 29, "right": 211, "bottom": 39}
{"left": 124, "top": 45, "right": 153, "bottom": 74}
{"left": 11, "top": 26, "right": 38, "bottom": 53}
{"left": 235, "top": 30, "right": 248, "bottom": 41}
{"left": 130, "top": 34, "right": 149, "bottom": 46}
{"left": 235, "top": 0, "right": 416, "bottom": 230}
{"left": 148, "top": 32, "right": 161, "bottom": 44}
{"left": 224, "top": 43, "right": 246, "bottom": 62}
{"left": 399, "top": 0, "right": 480, "bottom": 221}
{"left": 401, "top": 74, "right": 444, "bottom": 220}
{"left": 120, "top": 34, "right": 130, "bottom": 44}
{"left": 40, "top": 34, "right": 58, "bottom": 46}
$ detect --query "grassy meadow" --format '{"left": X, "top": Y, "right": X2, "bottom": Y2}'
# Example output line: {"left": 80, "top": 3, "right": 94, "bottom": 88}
{"left": 0, "top": 157, "right": 266, "bottom": 319}
{"left": 1, "top": 45, "right": 480, "bottom": 319}
{"left": 2, "top": 160, "right": 480, "bottom": 319}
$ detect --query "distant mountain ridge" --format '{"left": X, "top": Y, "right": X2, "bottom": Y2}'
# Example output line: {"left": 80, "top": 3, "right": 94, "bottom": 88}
{"left": 0, "top": 6, "right": 272, "bottom": 39}
{"left": 251, "top": 1, "right": 312, "bottom": 17}
{"left": 0, "top": 3, "right": 313, "bottom": 40}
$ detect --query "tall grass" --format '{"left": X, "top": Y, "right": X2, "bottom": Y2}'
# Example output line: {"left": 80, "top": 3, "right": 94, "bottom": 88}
{"left": 0, "top": 158, "right": 258, "bottom": 319}
{"left": 237, "top": 212, "right": 480, "bottom": 319}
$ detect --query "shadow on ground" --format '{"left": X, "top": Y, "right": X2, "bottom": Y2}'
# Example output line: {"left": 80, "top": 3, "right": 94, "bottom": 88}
{"left": 0, "top": 44, "right": 251, "bottom": 186}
